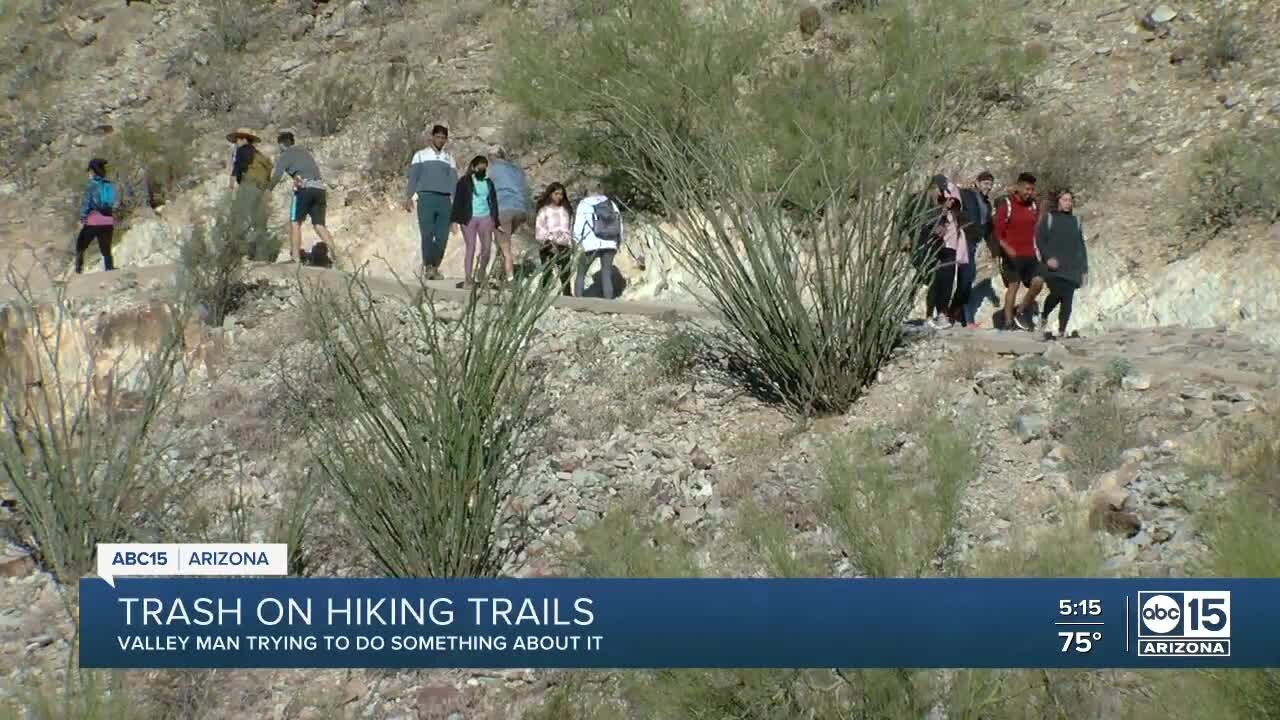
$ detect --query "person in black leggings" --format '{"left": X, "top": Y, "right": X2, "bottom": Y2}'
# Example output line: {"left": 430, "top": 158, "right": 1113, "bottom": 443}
{"left": 1035, "top": 190, "right": 1089, "bottom": 339}
{"left": 74, "top": 158, "right": 117, "bottom": 273}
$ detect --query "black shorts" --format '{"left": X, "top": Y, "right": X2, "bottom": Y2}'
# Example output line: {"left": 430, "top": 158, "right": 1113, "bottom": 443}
{"left": 291, "top": 188, "right": 326, "bottom": 225}
{"left": 1001, "top": 256, "right": 1044, "bottom": 287}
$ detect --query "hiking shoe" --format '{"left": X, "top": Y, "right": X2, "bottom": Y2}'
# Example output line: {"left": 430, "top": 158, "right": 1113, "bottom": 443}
{"left": 928, "top": 316, "right": 953, "bottom": 330}
{"left": 1013, "top": 313, "right": 1032, "bottom": 331}
{"left": 1043, "top": 331, "right": 1056, "bottom": 341}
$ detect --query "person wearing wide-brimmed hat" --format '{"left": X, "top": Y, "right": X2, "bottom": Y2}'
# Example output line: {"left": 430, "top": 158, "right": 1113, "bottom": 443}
{"left": 226, "top": 127, "right": 275, "bottom": 260}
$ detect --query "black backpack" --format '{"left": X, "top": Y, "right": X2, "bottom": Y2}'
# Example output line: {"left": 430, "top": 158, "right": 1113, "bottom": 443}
{"left": 591, "top": 199, "right": 622, "bottom": 243}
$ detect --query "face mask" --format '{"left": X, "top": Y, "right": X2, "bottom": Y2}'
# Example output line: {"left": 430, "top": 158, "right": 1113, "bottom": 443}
{"left": 475, "top": 171, "right": 486, "bottom": 179}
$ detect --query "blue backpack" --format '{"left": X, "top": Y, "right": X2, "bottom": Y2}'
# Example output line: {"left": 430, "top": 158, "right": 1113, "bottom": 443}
{"left": 92, "top": 179, "right": 116, "bottom": 216}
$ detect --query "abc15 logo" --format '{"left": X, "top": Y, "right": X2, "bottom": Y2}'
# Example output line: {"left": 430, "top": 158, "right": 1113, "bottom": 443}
{"left": 1137, "top": 591, "right": 1231, "bottom": 638}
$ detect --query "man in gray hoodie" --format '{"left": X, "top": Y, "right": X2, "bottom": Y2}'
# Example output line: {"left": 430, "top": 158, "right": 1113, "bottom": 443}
{"left": 402, "top": 125, "right": 458, "bottom": 280}
{"left": 270, "top": 131, "right": 334, "bottom": 263}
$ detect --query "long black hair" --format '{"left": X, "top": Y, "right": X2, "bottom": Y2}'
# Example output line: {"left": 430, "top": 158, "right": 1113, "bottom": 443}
{"left": 535, "top": 182, "right": 572, "bottom": 212}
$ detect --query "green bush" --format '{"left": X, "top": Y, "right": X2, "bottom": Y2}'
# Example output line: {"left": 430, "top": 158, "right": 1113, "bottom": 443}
{"left": 177, "top": 201, "right": 269, "bottom": 326}
{"left": 572, "top": 505, "right": 700, "bottom": 578}
{"left": 2, "top": 671, "right": 136, "bottom": 720}
{"left": 187, "top": 59, "right": 242, "bottom": 115}
{"left": 1104, "top": 356, "right": 1135, "bottom": 388}
{"left": 0, "top": 278, "right": 196, "bottom": 586}
{"left": 1182, "top": 124, "right": 1280, "bottom": 235}
{"left": 292, "top": 69, "right": 368, "bottom": 137}
{"left": 297, "top": 271, "right": 555, "bottom": 578}
{"left": 1004, "top": 111, "right": 1116, "bottom": 204}
{"left": 1199, "top": 3, "right": 1253, "bottom": 73}
{"left": 205, "top": 0, "right": 271, "bottom": 53}
{"left": 1056, "top": 389, "right": 1139, "bottom": 479}
{"left": 650, "top": 325, "right": 702, "bottom": 382}
{"left": 823, "top": 417, "right": 975, "bottom": 577}
{"left": 498, "top": 0, "right": 782, "bottom": 211}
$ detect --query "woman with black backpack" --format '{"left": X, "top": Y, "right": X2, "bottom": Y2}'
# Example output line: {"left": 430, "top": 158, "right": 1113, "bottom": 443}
{"left": 74, "top": 158, "right": 117, "bottom": 274}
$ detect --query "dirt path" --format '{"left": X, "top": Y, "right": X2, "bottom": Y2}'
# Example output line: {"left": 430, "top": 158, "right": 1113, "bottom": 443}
{"left": 4, "top": 261, "right": 1276, "bottom": 393}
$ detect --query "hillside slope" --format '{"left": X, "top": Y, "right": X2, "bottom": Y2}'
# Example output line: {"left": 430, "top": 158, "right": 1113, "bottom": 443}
{"left": 2, "top": 0, "right": 1279, "bottom": 341}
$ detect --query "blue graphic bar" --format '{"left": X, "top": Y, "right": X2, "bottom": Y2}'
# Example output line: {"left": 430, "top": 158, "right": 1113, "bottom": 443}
{"left": 78, "top": 578, "right": 1280, "bottom": 669}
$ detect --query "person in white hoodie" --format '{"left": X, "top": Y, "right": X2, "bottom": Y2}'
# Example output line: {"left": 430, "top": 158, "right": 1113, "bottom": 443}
{"left": 572, "top": 190, "right": 624, "bottom": 299}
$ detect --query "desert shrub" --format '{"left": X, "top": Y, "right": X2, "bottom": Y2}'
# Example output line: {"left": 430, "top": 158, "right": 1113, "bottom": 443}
{"left": 498, "top": 0, "right": 782, "bottom": 211}
{"left": 177, "top": 203, "right": 265, "bottom": 326}
{"left": 1142, "top": 410, "right": 1280, "bottom": 719}
{"left": 1061, "top": 366, "right": 1093, "bottom": 394}
{"left": 823, "top": 417, "right": 975, "bottom": 577}
{"left": 1182, "top": 124, "right": 1280, "bottom": 234}
{"left": 367, "top": 75, "right": 438, "bottom": 193}
{"left": 572, "top": 505, "right": 700, "bottom": 578}
{"left": 1056, "top": 389, "right": 1139, "bottom": 479}
{"left": 1199, "top": 2, "right": 1252, "bottom": 73}
{"left": 205, "top": 0, "right": 271, "bottom": 53}
{"left": 2, "top": 103, "right": 55, "bottom": 190}
{"left": 650, "top": 324, "right": 702, "bottom": 382}
{"left": 187, "top": 60, "right": 242, "bottom": 115}
{"left": 568, "top": 505, "right": 935, "bottom": 719}
{"left": 2, "top": 671, "right": 136, "bottom": 720}
{"left": 1198, "top": 408, "right": 1279, "bottom": 577}
{"left": 582, "top": 0, "right": 1039, "bottom": 411}
{"left": 297, "top": 271, "right": 554, "bottom": 578}
{"left": 1004, "top": 111, "right": 1115, "bottom": 204}
{"left": 736, "top": 501, "right": 828, "bottom": 577}
{"left": 602, "top": 90, "right": 936, "bottom": 413}
{"left": 292, "top": 69, "right": 368, "bottom": 137}
{"left": 0, "top": 276, "right": 197, "bottom": 586}
{"left": 950, "top": 510, "right": 1112, "bottom": 719}
{"left": 444, "top": 0, "right": 488, "bottom": 27}
{"left": 1103, "top": 356, "right": 1135, "bottom": 388}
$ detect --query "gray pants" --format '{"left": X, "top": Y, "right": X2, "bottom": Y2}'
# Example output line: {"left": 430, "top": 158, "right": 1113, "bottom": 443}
{"left": 575, "top": 249, "right": 616, "bottom": 299}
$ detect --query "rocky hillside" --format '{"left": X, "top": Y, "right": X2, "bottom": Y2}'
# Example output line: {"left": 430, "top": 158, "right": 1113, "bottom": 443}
{"left": 2, "top": 0, "right": 1279, "bottom": 341}
{"left": 1, "top": 266, "right": 1277, "bottom": 717}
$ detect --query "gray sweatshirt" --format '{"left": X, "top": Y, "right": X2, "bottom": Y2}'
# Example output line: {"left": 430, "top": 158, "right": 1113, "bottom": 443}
{"left": 270, "top": 145, "right": 323, "bottom": 190}
{"left": 406, "top": 147, "right": 458, "bottom": 199}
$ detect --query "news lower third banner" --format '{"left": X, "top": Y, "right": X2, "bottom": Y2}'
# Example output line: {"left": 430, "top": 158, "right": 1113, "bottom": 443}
{"left": 78, "top": 578, "right": 1280, "bottom": 669}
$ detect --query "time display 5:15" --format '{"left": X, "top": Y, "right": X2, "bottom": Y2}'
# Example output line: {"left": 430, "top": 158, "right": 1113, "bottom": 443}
{"left": 1059, "top": 600, "right": 1102, "bottom": 616}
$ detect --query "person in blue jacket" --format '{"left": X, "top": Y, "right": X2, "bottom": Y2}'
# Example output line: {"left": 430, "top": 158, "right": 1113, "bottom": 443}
{"left": 486, "top": 147, "right": 531, "bottom": 281}
{"left": 74, "top": 158, "right": 117, "bottom": 273}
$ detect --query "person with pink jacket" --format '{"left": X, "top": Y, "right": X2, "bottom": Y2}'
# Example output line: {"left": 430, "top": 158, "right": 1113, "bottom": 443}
{"left": 925, "top": 176, "right": 970, "bottom": 329}
{"left": 534, "top": 182, "right": 574, "bottom": 295}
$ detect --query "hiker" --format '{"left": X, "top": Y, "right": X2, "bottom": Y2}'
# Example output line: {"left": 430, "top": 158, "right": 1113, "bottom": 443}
{"left": 487, "top": 147, "right": 531, "bottom": 281}
{"left": 956, "top": 170, "right": 996, "bottom": 326}
{"left": 227, "top": 127, "right": 274, "bottom": 260}
{"left": 534, "top": 182, "right": 574, "bottom": 296}
{"left": 270, "top": 131, "right": 334, "bottom": 265}
{"left": 924, "top": 177, "right": 969, "bottom": 329}
{"left": 403, "top": 125, "right": 458, "bottom": 280}
{"left": 572, "top": 189, "right": 624, "bottom": 299}
{"left": 1037, "top": 190, "right": 1089, "bottom": 340}
{"left": 73, "top": 158, "right": 117, "bottom": 274}
{"left": 450, "top": 155, "right": 501, "bottom": 289}
{"left": 993, "top": 172, "right": 1045, "bottom": 331}
{"left": 900, "top": 178, "right": 944, "bottom": 320}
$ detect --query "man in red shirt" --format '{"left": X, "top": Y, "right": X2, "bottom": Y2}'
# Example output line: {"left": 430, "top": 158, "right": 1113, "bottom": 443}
{"left": 993, "top": 172, "right": 1045, "bottom": 330}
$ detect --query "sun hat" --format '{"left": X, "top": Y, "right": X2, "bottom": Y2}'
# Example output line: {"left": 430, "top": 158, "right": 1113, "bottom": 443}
{"left": 226, "top": 127, "right": 260, "bottom": 143}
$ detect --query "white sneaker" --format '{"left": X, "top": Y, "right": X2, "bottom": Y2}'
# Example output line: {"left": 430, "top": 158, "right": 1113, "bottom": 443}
{"left": 928, "top": 316, "right": 953, "bottom": 330}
